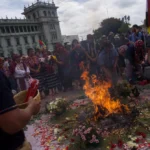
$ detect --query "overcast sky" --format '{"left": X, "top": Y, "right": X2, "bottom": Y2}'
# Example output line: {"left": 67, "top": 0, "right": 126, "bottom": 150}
{"left": 0, "top": 0, "right": 146, "bottom": 39}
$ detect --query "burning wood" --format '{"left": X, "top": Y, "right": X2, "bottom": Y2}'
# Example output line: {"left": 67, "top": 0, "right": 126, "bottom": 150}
{"left": 81, "top": 70, "right": 130, "bottom": 120}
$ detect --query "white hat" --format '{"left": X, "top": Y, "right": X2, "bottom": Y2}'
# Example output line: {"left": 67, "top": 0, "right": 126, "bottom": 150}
{"left": 114, "top": 35, "right": 120, "bottom": 39}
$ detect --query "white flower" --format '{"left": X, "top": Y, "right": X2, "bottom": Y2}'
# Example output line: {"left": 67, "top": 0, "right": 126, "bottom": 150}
{"left": 54, "top": 128, "right": 62, "bottom": 135}
{"left": 127, "top": 141, "right": 138, "bottom": 148}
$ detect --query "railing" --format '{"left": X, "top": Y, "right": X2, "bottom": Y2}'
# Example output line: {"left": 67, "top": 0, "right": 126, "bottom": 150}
{"left": 0, "top": 19, "right": 38, "bottom": 23}
{"left": 24, "top": 1, "right": 56, "bottom": 12}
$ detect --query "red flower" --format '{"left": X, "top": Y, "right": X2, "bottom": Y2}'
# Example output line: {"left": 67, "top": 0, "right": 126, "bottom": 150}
{"left": 41, "top": 141, "right": 45, "bottom": 145}
{"left": 70, "top": 138, "right": 75, "bottom": 143}
{"left": 117, "top": 139, "right": 123, "bottom": 148}
{"left": 110, "top": 143, "right": 116, "bottom": 149}
{"left": 137, "top": 132, "right": 146, "bottom": 138}
{"left": 64, "top": 135, "right": 68, "bottom": 138}
{"left": 135, "top": 138, "right": 140, "bottom": 143}
{"left": 44, "top": 147, "right": 49, "bottom": 150}
{"left": 65, "top": 146, "right": 69, "bottom": 150}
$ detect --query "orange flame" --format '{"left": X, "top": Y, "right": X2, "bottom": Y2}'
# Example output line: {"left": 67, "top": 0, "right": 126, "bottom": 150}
{"left": 81, "top": 70, "right": 129, "bottom": 119}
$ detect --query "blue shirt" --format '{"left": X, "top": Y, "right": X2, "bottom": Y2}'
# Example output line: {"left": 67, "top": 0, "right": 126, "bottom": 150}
{"left": 97, "top": 48, "right": 118, "bottom": 68}
{"left": 129, "top": 32, "right": 142, "bottom": 42}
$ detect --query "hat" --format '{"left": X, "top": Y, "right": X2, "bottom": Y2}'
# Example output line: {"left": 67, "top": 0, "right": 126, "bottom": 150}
{"left": 114, "top": 35, "right": 120, "bottom": 39}
{"left": 102, "top": 35, "right": 106, "bottom": 38}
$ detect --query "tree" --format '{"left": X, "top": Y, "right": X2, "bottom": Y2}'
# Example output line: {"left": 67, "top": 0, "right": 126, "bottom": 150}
{"left": 93, "top": 17, "right": 123, "bottom": 39}
{"left": 122, "top": 15, "right": 130, "bottom": 24}
{"left": 101, "top": 18, "right": 123, "bottom": 34}
{"left": 124, "top": 15, "right": 127, "bottom": 23}
{"left": 128, "top": 16, "right": 130, "bottom": 22}
{"left": 118, "top": 23, "right": 129, "bottom": 33}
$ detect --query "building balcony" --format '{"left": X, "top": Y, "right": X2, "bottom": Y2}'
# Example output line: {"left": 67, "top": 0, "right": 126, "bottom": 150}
{"left": 0, "top": 19, "right": 38, "bottom": 24}
{"left": 0, "top": 31, "right": 41, "bottom": 37}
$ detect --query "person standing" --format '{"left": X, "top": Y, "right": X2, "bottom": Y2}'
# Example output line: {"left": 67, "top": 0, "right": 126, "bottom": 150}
{"left": 27, "top": 48, "right": 44, "bottom": 92}
{"left": 14, "top": 55, "right": 30, "bottom": 92}
{"left": 125, "top": 43, "right": 136, "bottom": 83}
{"left": 129, "top": 25, "right": 142, "bottom": 42}
{"left": 42, "top": 51, "right": 60, "bottom": 95}
{"left": 117, "top": 45, "right": 128, "bottom": 77}
{"left": 70, "top": 40, "right": 85, "bottom": 89}
{"left": 54, "top": 43, "right": 72, "bottom": 91}
{"left": 97, "top": 41, "right": 119, "bottom": 85}
{"left": 81, "top": 34, "right": 98, "bottom": 75}
{"left": 0, "top": 70, "right": 41, "bottom": 150}
{"left": 108, "top": 32, "right": 115, "bottom": 46}
{"left": 114, "top": 34, "right": 121, "bottom": 48}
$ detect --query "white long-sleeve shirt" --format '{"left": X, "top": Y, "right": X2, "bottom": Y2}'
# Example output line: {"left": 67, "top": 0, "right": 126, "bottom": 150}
{"left": 14, "top": 63, "right": 30, "bottom": 78}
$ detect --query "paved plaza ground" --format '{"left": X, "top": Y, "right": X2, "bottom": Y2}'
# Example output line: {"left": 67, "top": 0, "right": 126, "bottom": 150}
{"left": 24, "top": 86, "right": 150, "bottom": 150}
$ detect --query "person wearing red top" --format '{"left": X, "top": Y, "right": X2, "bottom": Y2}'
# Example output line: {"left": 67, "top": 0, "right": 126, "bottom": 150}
{"left": 27, "top": 48, "right": 43, "bottom": 91}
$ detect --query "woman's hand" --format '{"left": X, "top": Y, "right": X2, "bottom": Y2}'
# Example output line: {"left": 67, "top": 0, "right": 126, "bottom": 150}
{"left": 28, "top": 97, "right": 41, "bottom": 115}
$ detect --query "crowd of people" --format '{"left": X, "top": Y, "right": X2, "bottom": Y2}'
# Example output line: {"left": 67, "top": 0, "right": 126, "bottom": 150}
{"left": 0, "top": 24, "right": 150, "bottom": 150}
{"left": 0, "top": 24, "right": 150, "bottom": 97}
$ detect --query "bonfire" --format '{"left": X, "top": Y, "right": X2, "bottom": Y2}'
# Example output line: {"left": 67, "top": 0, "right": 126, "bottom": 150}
{"left": 81, "top": 70, "right": 129, "bottom": 120}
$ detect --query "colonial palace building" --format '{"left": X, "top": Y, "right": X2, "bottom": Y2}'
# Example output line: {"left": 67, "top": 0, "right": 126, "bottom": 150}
{"left": 0, "top": 0, "right": 62, "bottom": 57}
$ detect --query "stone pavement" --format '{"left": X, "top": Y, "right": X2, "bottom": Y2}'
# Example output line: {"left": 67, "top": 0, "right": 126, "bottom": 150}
{"left": 24, "top": 86, "right": 150, "bottom": 150}
{"left": 25, "top": 89, "right": 85, "bottom": 150}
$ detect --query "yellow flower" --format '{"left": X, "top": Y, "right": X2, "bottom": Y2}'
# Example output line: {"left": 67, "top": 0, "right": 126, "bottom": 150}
{"left": 52, "top": 55, "right": 57, "bottom": 61}
{"left": 58, "top": 136, "right": 65, "bottom": 142}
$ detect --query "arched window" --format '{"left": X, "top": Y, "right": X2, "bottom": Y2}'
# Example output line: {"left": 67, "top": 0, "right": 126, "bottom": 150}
{"left": 15, "top": 26, "right": 19, "bottom": 33}
{"left": 31, "top": 26, "right": 34, "bottom": 32}
{"left": 6, "top": 39, "right": 11, "bottom": 47}
{"left": 37, "top": 11, "right": 40, "bottom": 17}
{"left": 19, "top": 26, "right": 23, "bottom": 32}
{"left": 52, "top": 11, "right": 55, "bottom": 17}
{"left": 43, "top": 11, "right": 47, "bottom": 17}
{"left": 35, "top": 26, "right": 38, "bottom": 31}
{"left": 33, "top": 13, "right": 36, "bottom": 19}
{"left": 28, "top": 15, "right": 31, "bottom": 20}
{"left": 10, "top": 26, "right": 15, "bottom": 33}
{"left": 24, "top": 37, "right": 28, "bottom": 44}
{"left": 48, "top": 11, "right": 51, "bottom": 16}
{"left": 6, "top": 27, "right": 10, "bottom": 33}
{"left": 27, "top": 26, "right": 31, "bottom": 32}
{"left": 0, "top": 27, "right": 5, "bottom": 33}
{"left": 32, "top": 36, "right": 35, "bottom": 43}
{"left": 16, "top": 38, "right": 20, "bottom": 45}
{"left": 23, "top": 26, "right": 27, "bottom": 32}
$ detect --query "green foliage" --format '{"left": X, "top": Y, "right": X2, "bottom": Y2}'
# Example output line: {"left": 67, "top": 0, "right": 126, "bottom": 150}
{"left": 93, "top": 17, "right": 130, "bottom": 40}
{"left": 116, "top": 81, "right": 132, "bottom": 98}
{"left": 118, "top": 23, "right": 130, "bottom": 33}
{"left": 94, "top": 17, "right": 123, "bottom": 39}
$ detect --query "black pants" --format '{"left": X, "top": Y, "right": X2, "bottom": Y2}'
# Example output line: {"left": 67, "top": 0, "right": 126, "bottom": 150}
{"left": 58, "top": 70, "right": 72, "bottom": 91}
